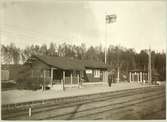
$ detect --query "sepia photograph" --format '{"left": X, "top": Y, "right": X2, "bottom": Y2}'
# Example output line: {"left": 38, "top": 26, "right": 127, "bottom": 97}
{"left": 1, "top": 0, "right": 166, "bottom": 120}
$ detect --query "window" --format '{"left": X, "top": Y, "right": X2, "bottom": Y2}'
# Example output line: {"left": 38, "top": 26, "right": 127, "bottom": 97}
{"left": 86, "top": 69, "right": 92, "bottom": 74}
{"left": 94, "top": 70, "right": 100, "bottom": 78}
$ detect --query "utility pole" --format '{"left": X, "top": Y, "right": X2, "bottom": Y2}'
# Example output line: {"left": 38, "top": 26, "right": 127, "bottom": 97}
{"left": 117, "top": 66, "right": 120, "bottom": 83}
{"left": 148, "top": 47, "right": 152, "bottom": 84}
{"left": 117, "top": 46, "right": 120, "bottom": 83}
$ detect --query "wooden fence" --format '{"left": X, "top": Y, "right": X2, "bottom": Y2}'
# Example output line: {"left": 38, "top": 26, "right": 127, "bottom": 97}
{"left": 1, "top": 70, "right": 9, "bottom": 81}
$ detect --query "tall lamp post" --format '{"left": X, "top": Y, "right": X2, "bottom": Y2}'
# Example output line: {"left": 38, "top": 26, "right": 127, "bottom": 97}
{"left": 105, "top": 14, "right": 117, "bottom": 64}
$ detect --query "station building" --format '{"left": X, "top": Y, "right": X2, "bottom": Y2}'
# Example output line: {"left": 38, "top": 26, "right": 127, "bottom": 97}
{"left": 24, "top": 55, "right": 108, "bottom": 90}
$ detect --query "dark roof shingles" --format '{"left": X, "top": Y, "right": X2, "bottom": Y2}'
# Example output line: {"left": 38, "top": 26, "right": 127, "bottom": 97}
{"left": 34, "top": 55, "right": 107, "bottom": 70}
{"left": 35, "top": 55, "right": 85, "bottom": 70}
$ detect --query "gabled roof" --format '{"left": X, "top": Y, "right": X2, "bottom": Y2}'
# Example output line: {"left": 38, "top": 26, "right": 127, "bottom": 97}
{"left": 82, "top": 60, "right": 107, "bottom": 69}
{"left": 34, "top": 55, "right": 85, "bottom": 71}
{"left": 28, "top": 55, "right": 107, "bottom": 71}
{"left": 128, "top": 69, "right": 148, "bottom": 72}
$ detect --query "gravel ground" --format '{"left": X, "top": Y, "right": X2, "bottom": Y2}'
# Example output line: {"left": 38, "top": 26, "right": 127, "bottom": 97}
{"left": 2, "top": 82, "right": 157, "bottom": 105}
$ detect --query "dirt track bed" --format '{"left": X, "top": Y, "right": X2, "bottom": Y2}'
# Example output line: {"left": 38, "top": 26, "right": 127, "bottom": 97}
{"left": 2, "top": 85, "right": 165, "bottom": 120}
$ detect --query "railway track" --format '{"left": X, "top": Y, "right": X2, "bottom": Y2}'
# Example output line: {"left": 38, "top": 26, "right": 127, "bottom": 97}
{"left": 2, "top": 85, "right": 165, "bottom": 120}
{"left": 2, "top": 86, "right": 161, "bottom": 111}
{"left": 2, "top": 85, "right": 161, "bottom": 110}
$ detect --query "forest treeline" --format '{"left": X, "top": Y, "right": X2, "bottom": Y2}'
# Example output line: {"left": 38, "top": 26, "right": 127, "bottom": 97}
{"left": 1, "top": 42, "right": 166, "bottom": 81}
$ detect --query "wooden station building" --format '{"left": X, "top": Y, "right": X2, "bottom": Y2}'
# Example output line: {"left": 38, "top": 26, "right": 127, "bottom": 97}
{"left": 25, "top": 55, "right": 108, "bottom": 90}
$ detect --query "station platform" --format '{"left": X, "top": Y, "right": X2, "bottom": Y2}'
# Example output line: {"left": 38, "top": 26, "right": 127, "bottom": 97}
{"left": 2, "top": 82, "right": 158, "bottom": 105}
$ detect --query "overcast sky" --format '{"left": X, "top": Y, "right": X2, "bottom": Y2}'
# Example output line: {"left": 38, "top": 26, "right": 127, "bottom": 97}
{"left": 1, "top": 0, "right": 166, "bottom": 52}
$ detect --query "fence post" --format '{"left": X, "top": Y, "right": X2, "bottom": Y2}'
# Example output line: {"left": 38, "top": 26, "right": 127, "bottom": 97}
{"left": 43, "top": 70, "right": 46, "bottom": 91}
{"left": 63, "top": 71, "right": 65, "bottom": 91}
{"left": 28, "top": 107, "right": 32, "bottom": 117}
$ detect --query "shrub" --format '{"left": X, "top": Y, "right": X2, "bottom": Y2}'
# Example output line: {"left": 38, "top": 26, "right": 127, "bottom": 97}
{"left": 16, "top": 77, "right": 43, "bottom": 90}
{"left": 2, "top": 82, "right": 16, "bottom": 91}
{"left": 15, "top": 65, "right": 50, "bottom": 90}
